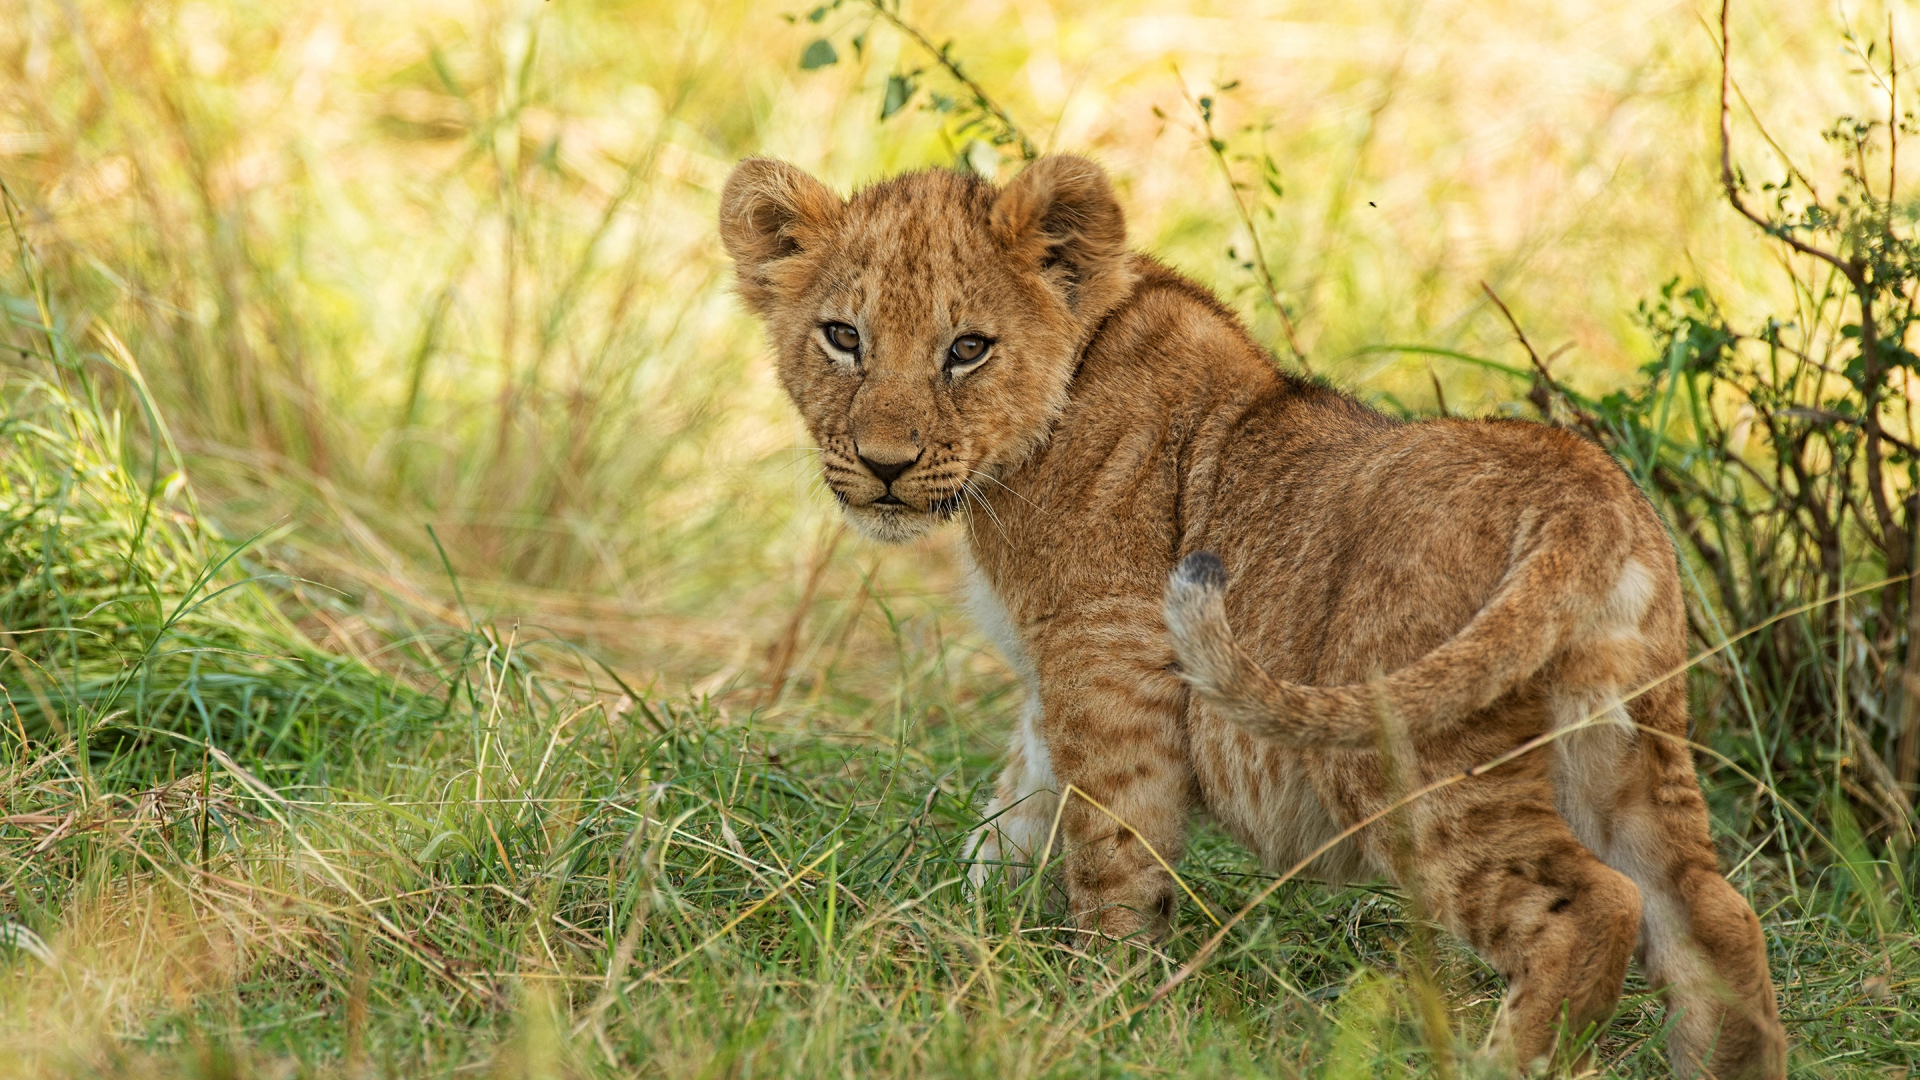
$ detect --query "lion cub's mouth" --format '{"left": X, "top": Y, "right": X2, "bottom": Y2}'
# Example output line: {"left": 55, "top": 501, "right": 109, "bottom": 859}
{"left": 826, "top": 472, "right": 969, "bottom": 542}
{"left": 863, "top": 493, "right": 962, "bottom": 518}
{"left": 836, "top": 487, "right": 966, "bottom": 519}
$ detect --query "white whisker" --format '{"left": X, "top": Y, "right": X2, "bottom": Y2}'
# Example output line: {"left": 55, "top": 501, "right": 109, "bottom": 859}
{"left": 963, "top": 478, "right": 1010, "bottom": 544}
{"left": 968, "top": 468, "right": 1041, "bottom": 513}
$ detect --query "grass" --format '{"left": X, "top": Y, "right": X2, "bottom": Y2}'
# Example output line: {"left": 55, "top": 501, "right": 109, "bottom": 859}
{"left": 1, "top": 0, "right": 1918, "bottom": 1075}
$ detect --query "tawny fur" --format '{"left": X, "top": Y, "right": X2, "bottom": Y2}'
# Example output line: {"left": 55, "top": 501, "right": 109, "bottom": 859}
{"left": 719, "top": 154, "right": 1787, "bottom": 1079}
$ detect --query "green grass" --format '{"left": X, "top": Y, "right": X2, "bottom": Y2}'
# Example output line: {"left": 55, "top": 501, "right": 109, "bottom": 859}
{"left": 2, "top": 0, "right": 1919, "bottom": 1075}
{"left": 0, "top": 356, "right": 440, "bottom": 774}
{"left": 0, "top": 278, "right": 1915, "bottom": 1078}
{"left": 0, "top": 613, "right": 1913, "bottom": 1076}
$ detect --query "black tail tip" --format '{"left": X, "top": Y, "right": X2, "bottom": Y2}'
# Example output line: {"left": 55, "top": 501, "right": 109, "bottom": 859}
{"left": 1175, "top": 551, "right": 1226, "bottom": 590}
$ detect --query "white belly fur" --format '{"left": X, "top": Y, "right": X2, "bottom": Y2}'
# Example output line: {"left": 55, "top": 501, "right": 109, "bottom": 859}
{"left": 964, "top": 564, "right": 1059, "bottom": 884}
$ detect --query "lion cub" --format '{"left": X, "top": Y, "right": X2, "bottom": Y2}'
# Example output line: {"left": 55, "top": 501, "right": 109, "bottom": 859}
{"left": 719, "top": 154, "right": 1785, "bottom": 1078}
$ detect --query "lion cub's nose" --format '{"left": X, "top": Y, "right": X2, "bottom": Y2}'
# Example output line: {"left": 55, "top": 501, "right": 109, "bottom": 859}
{"left": 857, "top": 449, "right": 920, "bottom": 486}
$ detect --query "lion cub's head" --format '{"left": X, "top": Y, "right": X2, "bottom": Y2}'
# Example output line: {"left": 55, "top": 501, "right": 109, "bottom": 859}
{"left": 719, "top": 156, "right": 1135, "bottom": 542}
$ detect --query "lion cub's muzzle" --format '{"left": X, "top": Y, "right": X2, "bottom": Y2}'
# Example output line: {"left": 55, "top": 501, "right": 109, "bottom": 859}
{"left": 822, "top": 445, "right": 968, "bottom": 537}
{"left": 857, "top": 447, "right": 920, "bottom": 506}
{"left": 845, "top": 446, "right": 958, "bottom": 515}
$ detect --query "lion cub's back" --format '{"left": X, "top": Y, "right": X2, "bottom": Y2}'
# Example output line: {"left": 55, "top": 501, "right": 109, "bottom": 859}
{"left": 1198, "top": 411, "right": 1658, "bottom": 689}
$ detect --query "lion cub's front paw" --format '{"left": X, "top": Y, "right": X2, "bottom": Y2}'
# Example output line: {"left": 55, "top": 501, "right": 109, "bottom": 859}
{"left": 1074, "top": 892, "right": 1173, "bottom": 947}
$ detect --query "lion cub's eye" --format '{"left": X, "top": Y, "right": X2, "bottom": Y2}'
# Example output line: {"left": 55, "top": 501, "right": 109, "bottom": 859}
{"left": 947, "top": 334, "right": 992, "bottom": 370}
{"left": 823, "top": 322, "right": 860, "bottom": 354}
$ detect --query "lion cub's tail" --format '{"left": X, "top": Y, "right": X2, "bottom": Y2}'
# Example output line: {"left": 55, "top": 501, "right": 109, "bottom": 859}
{"left": 1162, "top": 507, "right": 1638, "bottom": 747}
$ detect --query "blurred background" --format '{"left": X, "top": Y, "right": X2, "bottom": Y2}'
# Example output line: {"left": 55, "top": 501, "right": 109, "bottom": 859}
{"left": 0, "top": 0, "right": 1898, "bottom": 701}
{"left": 3, "top": 2, "right": 1919, "bottom": 1074}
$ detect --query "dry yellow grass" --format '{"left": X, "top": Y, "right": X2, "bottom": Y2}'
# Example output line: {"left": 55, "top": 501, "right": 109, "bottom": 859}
{"left": 2, "top": 2, "right": 1917, "bottom": 1076}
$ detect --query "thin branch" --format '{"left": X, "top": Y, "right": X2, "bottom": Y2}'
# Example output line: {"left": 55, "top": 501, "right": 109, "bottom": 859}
{"left": 1890, "top": 15, "right": 1899, "bottom": 208}
{"left": 1722, "top": 0, "right": 1904, "bottom": 570}
{"left": 1693, "top": 7, "right": 1824, "bottom": 201}
{"left": 865, "top": 1, "right": 1037, "bottom": 161}
{"left": 1173, "top": 77, "right": 1310, "bottom": 374}
{"left": 1718, "top": 0, "right": 1858, "bottom": 284}
{"left": 1480, "top": 281, "right": 1603, "bottom": 441}
{"left": 1777, "top": 406, "right": 1920, "bottom": 457}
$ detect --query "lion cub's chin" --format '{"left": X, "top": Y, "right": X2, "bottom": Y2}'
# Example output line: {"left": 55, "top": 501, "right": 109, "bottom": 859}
{"left": 842, "top": 504, "right": 941, "bottom": 544}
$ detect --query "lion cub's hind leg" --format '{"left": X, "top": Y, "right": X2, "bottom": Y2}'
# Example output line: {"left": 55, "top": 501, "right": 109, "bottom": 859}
{"left": 1410, "top": 772, "right": 1643, "bottom": 1074}
{"left": 1597, "top": 681, "right": 1786, "bottom": 1080}
{"left": 1551, "top": 562, "right": 1786, "bottom": 1079}
{"left": 967, "top": 695, "right": 1062, "bottom": 889}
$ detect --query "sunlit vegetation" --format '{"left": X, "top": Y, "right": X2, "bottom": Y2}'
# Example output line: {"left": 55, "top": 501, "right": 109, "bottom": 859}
{"left": 0, "top": 0, "right": 1915, "bottom": 1075}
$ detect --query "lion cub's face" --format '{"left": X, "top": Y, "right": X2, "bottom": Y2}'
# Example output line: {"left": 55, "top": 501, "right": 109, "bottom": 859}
{"left": 720, "top": 156, "right": 1135, "bottom": 542}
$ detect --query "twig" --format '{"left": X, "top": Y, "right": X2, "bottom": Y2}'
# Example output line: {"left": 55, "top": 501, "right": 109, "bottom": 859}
{"left": 759, "top": 524, "right": 846, "bottom": 706}
{"left": 1692, "top": 9, "right": 1823, "bottom": 202}
{"left": 1899, "top": 498, "right": 1920, "bottom": 804}
{"left": 1480, "top": 281, "right": 1602, "bottom": 440}
{"left": 1719, "top": 0, "right": 1909, "bottom": 579}
{"left": 1777, "top": 407, "right": 1920, "bottom": 457}
{"left": 1718, "top": 2, "right": 1855, "bottom": 279}
{"left": 1889, "top": 15, "right": 1899, "bottom": 208}
{"left": 1177, "top": 76, "right": 1310, "bottom": 374}
{"left": 864, "top": 1, "right": 1037, "bottom": 161}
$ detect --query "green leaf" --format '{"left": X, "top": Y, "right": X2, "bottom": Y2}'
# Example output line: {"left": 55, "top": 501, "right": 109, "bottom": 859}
{"left": 881, "top": 73, "right": 915, "bottom": 119}
{"left": 807, "top": 4, "right": 829, "bottom": 22}
{"left": 800, "top": 39, "right": 838, "bottom": 70}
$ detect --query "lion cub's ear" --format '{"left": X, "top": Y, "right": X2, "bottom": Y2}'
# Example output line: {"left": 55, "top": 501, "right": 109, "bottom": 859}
{"left": 719, "top": 158, "right": 843, "bottom": 316}
{"left": 991, "top": 155, "right": 1131, "bottom": 321}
